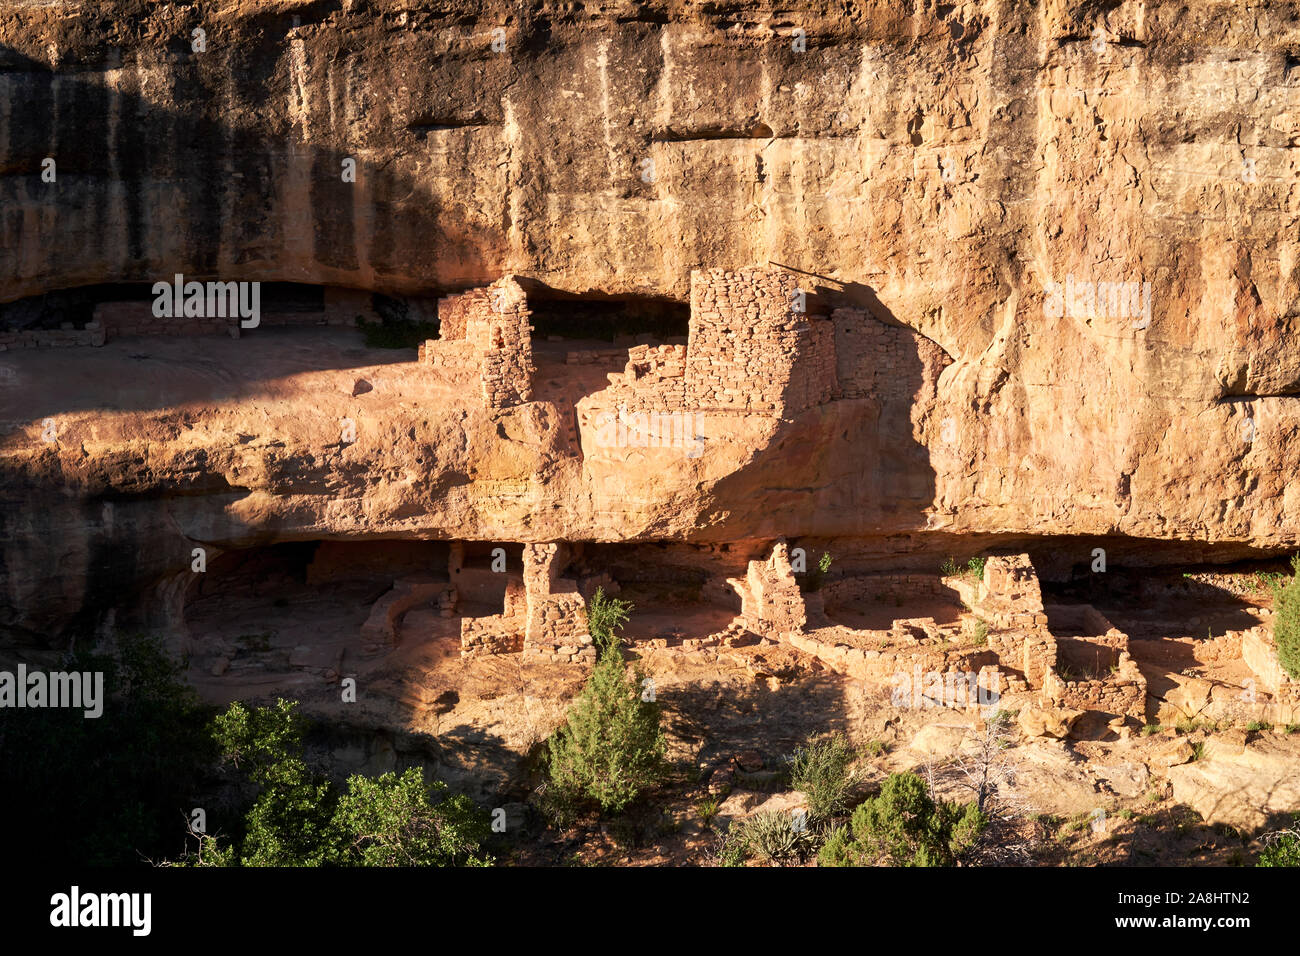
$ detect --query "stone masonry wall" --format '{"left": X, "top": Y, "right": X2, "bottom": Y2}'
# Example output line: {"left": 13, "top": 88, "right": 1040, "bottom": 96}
{"left": 460, "top": 577, "right": 527, "bottom": 658}
{"left": 94, "top": 301, "right": 238, "bottom": 338}
{"left": 821, "top": 573, "right": 961, "bottom": 609}
{"left": 601, "top": 343, "right": 688, "bottom": 411}
{"left": 434, "top": 289, "right": 481, "bottom": 343}
{"left": 420, "top": 276, "right": 534, "bottom": 408}
{"left": 1042, "top": 652, "right": 1147, "bottom": 721}
{"left": 832, "top": 308, "right": 950, "bottom": 405}
{"left": 976, "top": 554, "right": 1056, "bottom": 688}
{"left": 742, "top": 541, "right": 808, "bottom": 639}
{"left": 522, "top": 542, "right": 596, "bottom": 664}
{"left": 685, "top": 267, "right": 836, "bottom": 417}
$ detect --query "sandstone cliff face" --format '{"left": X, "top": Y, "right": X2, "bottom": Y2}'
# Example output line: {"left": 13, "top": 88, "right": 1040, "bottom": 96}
{"left": 4, "top": 2, "right": 1300, "bottom": 638}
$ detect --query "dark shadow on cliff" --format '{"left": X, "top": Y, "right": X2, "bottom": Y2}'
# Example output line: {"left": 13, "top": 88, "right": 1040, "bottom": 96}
{"left": 699, "top": 266, "right": 941, "bottom": 539}
{"left": 0, "top": 35, "right": 502, "bottom": 421}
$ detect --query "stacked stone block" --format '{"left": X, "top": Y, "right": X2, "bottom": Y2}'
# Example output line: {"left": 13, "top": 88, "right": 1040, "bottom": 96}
{"left": 521, "top": 542, "right": 596, "bottom": 664}
{"left": 832, "top": 307, "right": 951, "bottom": 404}
{"left": 975, "top": 554, "right": 1056, "bottom": 688}
{"left": 684, "top": 267, "right": 837, "bottom": 417}
{"left": 742, "top": 541, "right": 809, "bottom": 639}
{"left": 821, "top": 573, "right": 961, "bottom": 608}
{"left": 601, "top": 343, "right": 688, "bottom": 411}
{"left": 1042, "top": 653, "right": 1147, "bottom": 721}
{"left": 460, "top": 577, "right": 527, "bottom": 658}
{"left": 420, "top": 276, "right": 535, "bottom": 409}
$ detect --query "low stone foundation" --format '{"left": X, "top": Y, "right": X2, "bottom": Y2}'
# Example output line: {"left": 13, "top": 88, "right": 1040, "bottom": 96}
{"left": 458, "top": 541, "right": 595, "bottom": 664}
{"left": 460, "top": 578, "right": 527, "bottom": 658}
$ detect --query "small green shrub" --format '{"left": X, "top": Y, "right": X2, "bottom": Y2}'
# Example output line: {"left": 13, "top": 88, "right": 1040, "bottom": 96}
{"left": 696, "top": 798, "right": 721, "bottom": 827}
{"left": 1256, "top": 571, "right": 1286, "bottom": 592}
{"left": 1141, "top": 723, "right": 1163, "bottom": 737}
{"left": 731, "top": 811, "right": 813, "bottom": 864}
{"left": 972, "top": 619, "right": 989, "bottom": 646}
{"left": 532, "top": 780, "right": 579, "bottom": 831}
{"left": 716, "top": 830, "right": 748, "bottom": 867}
{"left": 788, "top": 733, "right": 859, "bottom": 822}
{"left": 816, "top": 824, "right": 855, "bottom": 867}
{"left": 1189, "top": 741, "right": 1206, "bottom": 761}
{"left": 1259, "top": 830, "right": 1300, "bottom": 867}
{"left": 1246, "top": 721, "right": 1272, "bottom": 732}
{"left": 331, "top": 769, "right": 492, "bottom": 867}
{"left": 174, "top": 699, "right": 492, "bottom": 867}
{"left": 942, "top": 556, "right": 986, "bottom": 581}
{"left": 800, "top": 550, "right": 833, "bottom": 592}
{"left": 818, "top": 772, "right": 986, "bottom": 867}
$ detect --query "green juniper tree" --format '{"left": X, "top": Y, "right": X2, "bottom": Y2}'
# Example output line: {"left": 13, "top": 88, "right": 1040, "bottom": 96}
{"left": 818, "top": 772, "right": 986, "bottom": 867}
{"left": 545, "top": 633, "right": 666, "bottom": 815}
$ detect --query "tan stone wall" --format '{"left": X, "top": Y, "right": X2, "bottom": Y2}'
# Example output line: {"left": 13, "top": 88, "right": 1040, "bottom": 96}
{"left": 975, "top": 555, "right": 1056, "bottom": 687}
{"left": 742, "top": 541, "right": 808, "bottom": 639}
{"left": 478, "top": 277, "right": 534, "bottom": 408}
{"left": 601, "top": 343, "right": 688, "bottom": 411}
{"left": 821, "top": 573, "right": 961, "bottom": 608}
{"left": 457, "top": 542, "right": 594, "bottom": 662}
{"left": 1042, "top": 652, "right": 1147, "bottom": 721}
{"left": 460, "top": 577, "right": 526, "bottom": 658}
{"left": 788, "top": 631, "right": 1007, "bottom": 711}
{"left": 832, "top": 307, "right": 951, "bottom": 404}
{"left": 684, "top": 267, "right": 836, "bottom": 417}
{"left": 521, "top": 542, "right": 595, "bottom": 663}
{"left": 417, "top": 338, "right": 480, "bottom": 379}
{"left": 435, "top": 290, "right": 481, "bottom": 342}
{"left": 421, "top": 276, "right": 535, "bottom": 408}
{"left": 94, "top": 301, "right": 238, "bottom": 338}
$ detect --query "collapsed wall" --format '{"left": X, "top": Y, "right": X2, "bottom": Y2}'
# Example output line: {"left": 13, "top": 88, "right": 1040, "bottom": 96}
{"left": 419, "top": 274, "right": 535, "bottom": 408}
{"left": 458, "top": 541, "right": 595, "bottom": 664}
{"left": 739, "top": 542, "right": 809, "bottom": 640}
